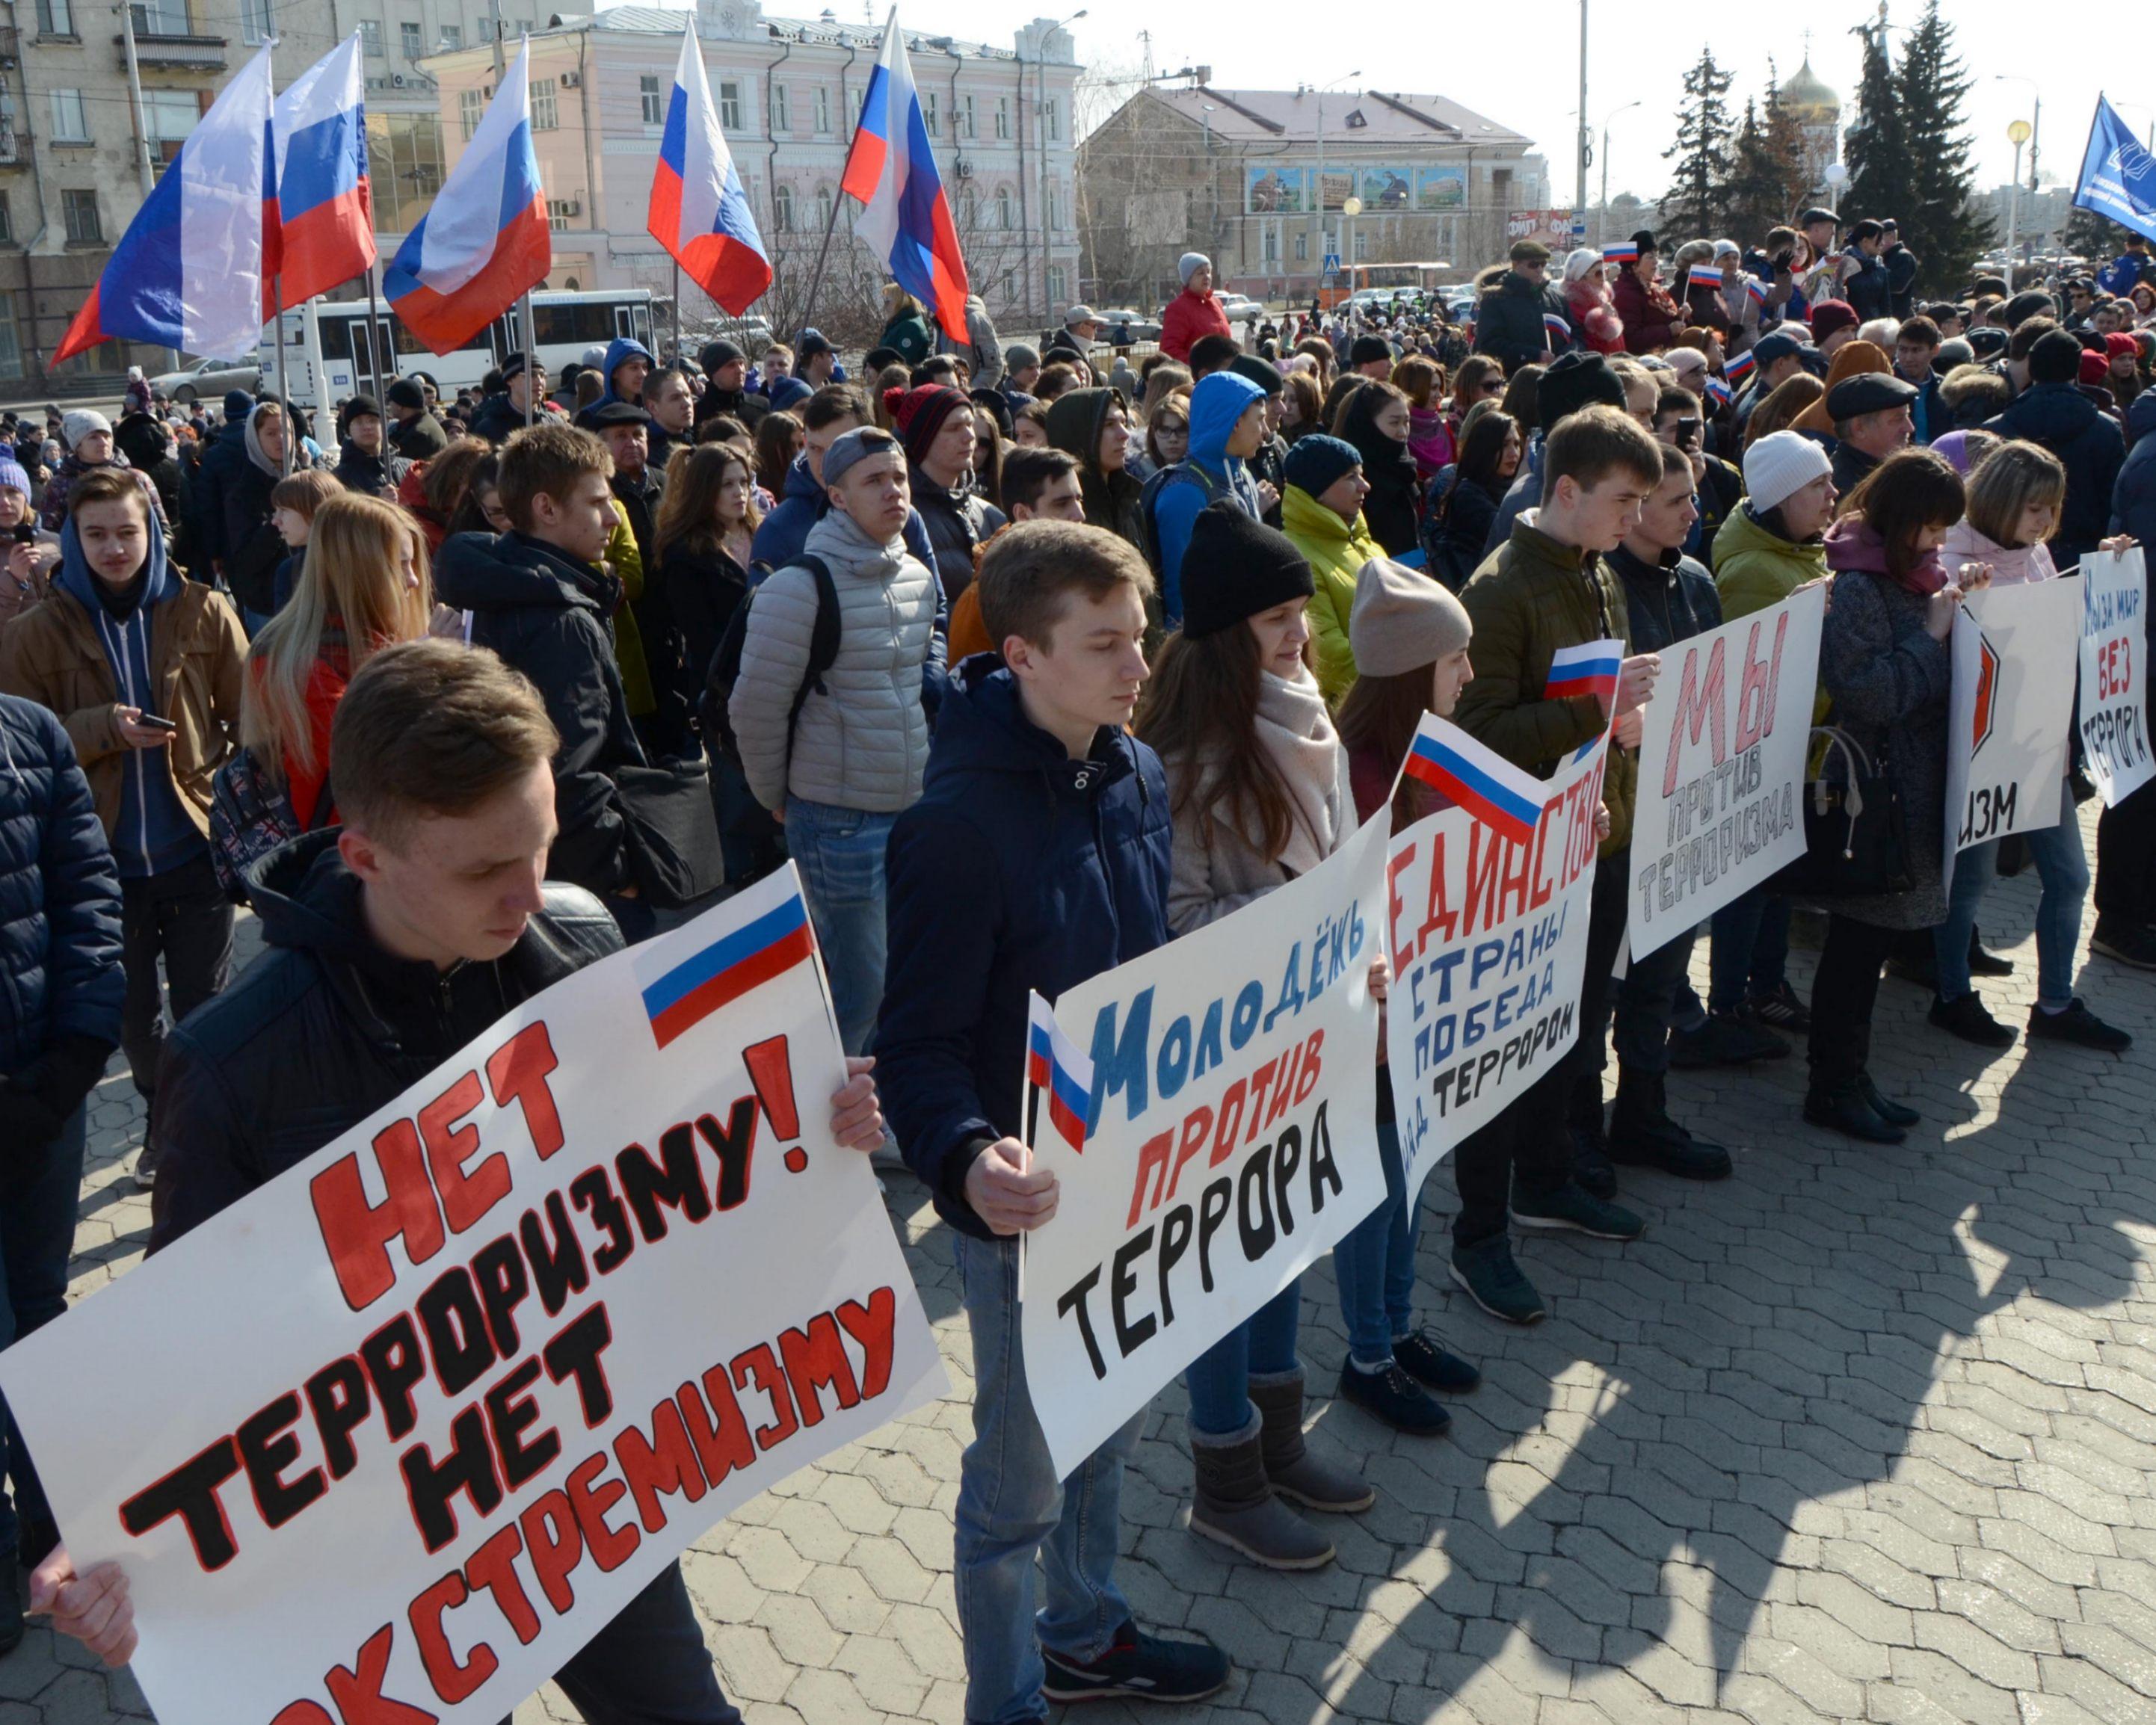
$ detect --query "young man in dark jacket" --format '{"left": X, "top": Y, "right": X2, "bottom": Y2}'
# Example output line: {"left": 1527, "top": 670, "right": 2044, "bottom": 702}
{"left": 877, "top": 521, "right": 1228, "bottom": 1721}
{"left": 383, "top": 377, "right": 448, "bottom": 459}
{"left": 0, "top": 694, "right": 123, "bottom": 1644}
{"left": 330, "top": 395, "right": 409, "bottom": 499}
{"left": 1474, "top": 241, "right": 1566, "bottom": 374}
{"left": 433, "top": 422, "right": 650, "bottom": 928}
{"left": 33, "top": 638, "right": 887, "bottom": 1701}
{"left": 468, "top": 353, "right": 561, "bottom": 444}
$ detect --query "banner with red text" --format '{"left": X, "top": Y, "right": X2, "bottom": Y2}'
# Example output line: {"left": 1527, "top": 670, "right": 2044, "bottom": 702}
{"left": 2078, "top": 546, "right": 2153, "bottom": 806}
{"left": 1020, "top": 812, "right": 1390, "bottom": 1480}
{"left": 0, "top": 865, "right": 945, "bottom": 1725}
{"left": 1627, "top": 585, "right": 1824, "bottom": 959}
{"left": 1945, "top": 576, "right": 2081, "bottom": 881}
{"left": 1383, "top": 727, "right": 1610, "bottom": 1203}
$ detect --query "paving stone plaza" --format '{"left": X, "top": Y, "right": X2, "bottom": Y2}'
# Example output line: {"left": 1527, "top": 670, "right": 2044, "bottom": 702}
{"left": 7, "top": 802, "right": 2155, "bottom": 1725}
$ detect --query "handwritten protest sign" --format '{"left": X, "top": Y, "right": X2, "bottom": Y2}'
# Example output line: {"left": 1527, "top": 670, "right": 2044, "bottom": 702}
{"left": 1020, "top": 813, "right": 1390, "bottom": 1479}
{"left": 1383, "top": 719, "right": 1610, "bottom": 1202}
{"left": 0, "top": 868, "right": 945, "bottom": 1725}
{"left": 1628, "top": 586, "right": 1823, "bottom": 959}
{"left": 1944, "top": 577, "right": 2081, "bottom": 880}
{"left": 2078, "top": 546, "right": 2153, "bottom": 806}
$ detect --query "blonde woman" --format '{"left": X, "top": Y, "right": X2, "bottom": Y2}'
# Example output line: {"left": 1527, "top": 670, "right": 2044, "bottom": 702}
{"left": 879, "top": 283, "right": 934, "bottom": 365}
{"left": 240, "top": 493, "right": 435, "bottom": 828}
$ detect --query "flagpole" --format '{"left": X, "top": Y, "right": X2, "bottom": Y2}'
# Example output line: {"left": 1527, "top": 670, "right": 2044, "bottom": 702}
{"left": 365, "top": 259, "right": 386, "bottom": 401}
{"left": 672, "top": 259, "right": 683, "bottom": 365}
{"left": 798, "top": 177, "right": 848, "bottom": 339}
{"left": 272, "top": 275, "right": 292, "bottom": 476}
{"left": 522, "top": 289, "right": 536, "bottom": 428}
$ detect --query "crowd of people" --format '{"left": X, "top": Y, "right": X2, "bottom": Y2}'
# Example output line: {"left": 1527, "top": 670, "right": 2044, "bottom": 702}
{"left": 2, "top": 209, "right": 2154, "bottom": 1725}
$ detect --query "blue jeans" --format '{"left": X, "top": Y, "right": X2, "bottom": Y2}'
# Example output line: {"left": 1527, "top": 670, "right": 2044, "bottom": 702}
{"left": 785, "top": 797, "right": 896, "bottom": 1057}
{"left": 1708, "top": 889, "right": 1791, "bottom": 1013}
{"left": 1183, "top": 1283, "right": 1302, "bottom": 1437}
{"left": 491, "top": 1560, "right": 740, "bottom": 1725}
{"left": 1332, "top": 1111, "right": 1419, "bottom": 1365}
{"left": 1935, "top": 778, "right": 2088, "bottom": 1008}
{"left": 0, "top": 1103, "right": 86, "bottom": 1561}
{"left": 954, "top": 1231, "right": 1139, "bottom": 1724}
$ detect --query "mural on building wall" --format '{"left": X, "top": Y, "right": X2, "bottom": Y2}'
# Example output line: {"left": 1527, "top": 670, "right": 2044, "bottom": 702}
{"left": 1313, "top": 167, "right": 1355, "bottom": 212}
{"left": 1248, "top": 167, "right": 1306, "bottom": 214}
{"left": 1415, "top": 167, "right": 1466, "bottom": 211}
{"left": 1360, "top": 166, "right": 1411, "bottom": 211}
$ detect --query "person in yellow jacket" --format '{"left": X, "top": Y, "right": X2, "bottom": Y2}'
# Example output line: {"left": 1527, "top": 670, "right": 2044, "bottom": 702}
{"left": 1278, "top": 435, "right": 1385, "bottom": 704}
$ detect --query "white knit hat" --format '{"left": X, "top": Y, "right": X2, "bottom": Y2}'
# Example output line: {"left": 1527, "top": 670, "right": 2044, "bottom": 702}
{"left": 61, "top": 408, "right": 111, "bottom": 449}
{"left": 1743, "top": 430, "right": 1834, "bottom": 513}
{"left": 1179, "top": 251, "right": 1210, "bottom": 286}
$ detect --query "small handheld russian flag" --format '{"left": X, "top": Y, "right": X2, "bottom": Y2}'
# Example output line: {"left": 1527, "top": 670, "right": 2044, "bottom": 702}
{"left": 1704, "top": 376, "right": 1733, "bottom": 407}
{"left": 1545, "top": 638, "right": 1624, "bottom": 712}
{"left": 639, "top": 889, "right": 819, "bottom": 1049}
{"left": 1687, "top": 263, "right": 1725, "bottom": 289}
{"left": 1400, "top": 715, "right": 1547, "bottom": 848}
{"left": 1603, "top": 241, "right": 1639, "bottom": 266}
{"left": 1724, "top": 348, "right": 1757, "bottom": 384}
{"left": 1543, "top": 311, "right": 1572, "bottom": 343}
{"left": 1743, "top": 274, "right": 1770, "bottom": 306}
{"left": 1027, "top": 992, "right": 1094, "bottom": 1154}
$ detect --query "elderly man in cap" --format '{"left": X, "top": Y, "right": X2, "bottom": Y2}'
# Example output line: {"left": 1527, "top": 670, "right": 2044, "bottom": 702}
{"left": 1476, "top": 238, "right": 1568, "bottom": 374}
{"left": 1044, "top": 304, "right": 1104, "bottom": 380}
{"left": 1826, "top": 371, "right": 1917, "bottom": 494}
{"left": 1161, "top": 250, "right": 1234, "bottom": 364}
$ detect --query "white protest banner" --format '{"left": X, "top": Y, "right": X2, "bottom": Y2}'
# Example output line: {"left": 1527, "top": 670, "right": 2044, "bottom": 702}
{"left": 1627, "top": 585, "right": 1823, "bottom": 959}
{"left": 0, "top": 866, "right": 945, "bottom": 1725}
{"left": 1383, "top": 719, "right": 1610, "bottom": 1203}
{"left": 2078, "top": 546, "right": 2153, "bottom": 806}
{"left": 1020, "top": 812, "right": 1390, "bottom": 1479}
{"left": 1943, "top": 575, "right": 2082, "bottom": 880}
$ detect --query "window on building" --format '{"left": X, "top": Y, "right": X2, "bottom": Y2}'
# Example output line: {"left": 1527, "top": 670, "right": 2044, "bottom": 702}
{"left": 61, "top": 188, "right": 100, "bottom": 243}
{"left": 1044, "top": 97, "right": 1059, "bottom": 141}
{"left": 922, "top": 91, "right": 937, "bottom": 137}
{"left": 1263, "top": 226, "right": 1277, "bottom": 262}
{"left": 132, "top": 0, "right": 191, "bottom": 37}
{"left": 1352, "top": 231, "right": 1368, "bottom": 261}
{"left": 959, "top": 187, "right": 976, "bottom": 229}
{"left": 1044, "top": 182, "right": 1059, "bottom": 231}
{"left": 1047, "top": 265, "right": 1065, "bottom": 305}
{"left": 771, "top": 183, "right": 793, "bottom": 232}
{"left": 35, "top": 0, "right": 72, "bottom": 35}
{"left": 360, "top": 18, "right": 383, "bottom": 54}
{"left": 459, "top": 87, "right": 484, "bottom": 140}
{"left": 1294, "top": 232, "right": 1308, "bottom": 261}
{"left": 236, "top": 0, "right": 271, "bottom": 40}
{"left": 48, "top": 89, "right": 87, "bottom": 143}
{"left": 960, "top": 93, "right": 975, "bottom": 139}
{"left": 512, "top": 19, "right": 532, "bottom": 37}
{"left": 640, "top": 74, "right": 662, "bottom": 125}
{"left": 815, "top": 185, "right": 832, "bottom": 229}
{"left": 0, "top": 194, "right": 12, "bottom": 245}
{"left": 546, "top": 198, "right": 576, "bottom": 231}
{"left": 439, "top": 23, "right": 461, "bottom": 49}
{"left": 366, "top": 111, "right": 443, "bottom": 230}
{"left": 994, "top": 95, "right": 1009, "bottom": 140}
{"left": 996, "top": 187, "right": 1011, "bottom": 229}
{"left": 478, "top": 15, "right": 493, "bottom": 38}
{"left": 143, "top": 89, "right": 200, "bottom": 169}
{"left": 718, "top": 81, "right": 742, "bottom": 132}
{"left": 772, "top": 84, "right": 788, "bottom": 132}
{"left": 0, "top": 315, "right": 22, "bottom": 380}
{"left": 814, "top": 86, "right": 829, "bottom": 133}
{"left": 530, "top": 78, "right": 558, "bottom": 130}
{"left": 399, "top": 20, "right": 422, "bottom": 58}
{"left": 848, "top": 85, "right": 863, "bottom": 129}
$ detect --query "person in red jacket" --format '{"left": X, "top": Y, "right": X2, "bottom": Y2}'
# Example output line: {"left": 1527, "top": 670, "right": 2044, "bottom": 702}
{"left": 1612, "top": 230, "right": 1684, "bottom": 355}
{"left": 1161, "top": 253, "right": 1235, "bottom": 363}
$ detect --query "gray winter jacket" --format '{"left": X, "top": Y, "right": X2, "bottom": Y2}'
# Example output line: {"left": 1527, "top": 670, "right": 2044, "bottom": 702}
{"left": 949, "top": 294, "right": 1003, "bottom": 392}
{"left": 730, "top": 508, "right": 937, "bottom": 813}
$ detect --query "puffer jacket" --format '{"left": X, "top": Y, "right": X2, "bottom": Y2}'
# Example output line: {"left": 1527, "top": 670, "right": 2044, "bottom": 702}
{"left": 1159, "top": 286, "right": 1233, "bottom": 363}
{"left": 432, "top": 529, "right": 647, "bottom": 897}
{"left": 1713, "top": 502, "right": 1830, "bottom": 617}
{"left": 749, "top": 451, "right": 942, "bottom": 575}
{"left": 0, "top": 523, "right": 245, "bottom": 849}
{"left": 1046, "top": 388, "right": 1145, "bottom": 552}
{"left": 878, "top": 658, "right": 1171, "bottom": 1241}
{"left": 332, "top": 437, "right": 410, "bottom": 498}
{"left": 1454, "top": 516, "right": 1635, "bottom": 854}
{"left": 0, "top": 693, "right": 124, "bottom": 1078}
{"left": 1281, "top": 483, "right": 1383, "bottom": 703}
{"left": 1983, "top": 383, "right": 2128, "bottom": 572}
{"left": 730, "top": 507, "right": 937, "bottom": 814}
{"left": 908, "top": 463, "right": 1004, "bottom": 605}
{"left": 148, "top": 832, "right": 620, "bottom": 1250}
{"left": 1150, "top": 371, "right": 1269, "bottom": 623}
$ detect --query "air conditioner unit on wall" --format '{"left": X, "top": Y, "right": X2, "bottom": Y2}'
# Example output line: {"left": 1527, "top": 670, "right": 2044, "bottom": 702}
{"left": 952, "top": 158, "right": 973, "bottom": 178}
{"left": 559, "top": 70, "right": 579, "bottom": 87}
{"left": 391, "top": 72, "right": 407, "bottom": 86}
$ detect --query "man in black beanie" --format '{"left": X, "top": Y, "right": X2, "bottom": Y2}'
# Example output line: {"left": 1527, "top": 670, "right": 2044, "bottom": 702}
{"left": 694, "top": 337, "right": 768, "bottom": 432}
{"left": 1228, "top": 355, "right": 1290, "bottom": 527}
{"left": 1483, "top": 349, "right": 1630, "bottom": 557}
{"left": 1348, "top": 334, "right": 1395, "bottom": 380}
{"left": 382, "top": 376, "right": 447, "bottom": 458}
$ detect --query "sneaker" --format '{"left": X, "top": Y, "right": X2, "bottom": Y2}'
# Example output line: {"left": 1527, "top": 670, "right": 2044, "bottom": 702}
{"left": 1512, "top": 1182, "right": 1645, "bottom": 1241}
{"left": 133, "top": 1141, "right": 160, "bottom": 1192}
{"left": 1393, "top": 1329, "right": 1482, "bottom": 1393}
{"left": 1448, "top": 1236, "right": 1547, "bottom": 1324}
{"left": 1041, "top": 1623, "right": 1230, "bottom": 1705}
{"left": 1669, "top": 1008, "right": 1789, "bottom": 1068}
{"left": 1928, "top": 992, "right": 2015, "bottom": 1049}
{"left": 2027, "top": 998, "right": 2133, "bottom": 1053}
{"left": 1749, "top": 981, "right": 1813, "bottom": 1034}
{"left": 1968, "top": 928, "right": 2014, "bottom": 977}
{"left": 2092, "top": 920, "right": 2156, "bottom": 969}
{"left": 1338, "top": 1359, "right": 1451, "bottom": 1436}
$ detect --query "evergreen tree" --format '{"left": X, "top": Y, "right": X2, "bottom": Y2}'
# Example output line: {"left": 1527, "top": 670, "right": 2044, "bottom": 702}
{"left": 1724, "top": 73, "right": 1813, "bottom": 243}
{"left": 1841, "top": 10, "right": 1907, "bottom": 235}
{"left": 1662, "top": 49, "right": 1735, "bottom": 237}
{"left": 2063, "top": 206, "right": 2133, "bottom": 262}
{"left": 1891, "top": 0, "right": 1993, "bottom": 291}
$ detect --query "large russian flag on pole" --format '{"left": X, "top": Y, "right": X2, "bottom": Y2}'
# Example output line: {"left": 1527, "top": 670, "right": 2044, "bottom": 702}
{"left": 273, "top": 35, "right": 375, "bottom": 305}
{"left": 840, "top": 10, "right": 970, "bottom": 341}
{"left": 383, "top": 37, "right": 549, "bottom": 355}
{"left": 648, "top": 22, "right": 771, "bottom": 316}
{"left": 54, "top": 42, "right": 276, "bottom": 364}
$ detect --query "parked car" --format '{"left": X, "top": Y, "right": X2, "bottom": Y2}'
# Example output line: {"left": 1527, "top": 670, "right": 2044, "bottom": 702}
{"left": 1095, "top": 308, "right": 1162, "bottom": 345}
{"left": 151, "top": 355, "right": 264, "bottom": 405}
{"left": 681, "top": 313, "right": 776, "bottom": 362}
{"left": 1219, "top": 294, "right": 1266, "bottom": 323}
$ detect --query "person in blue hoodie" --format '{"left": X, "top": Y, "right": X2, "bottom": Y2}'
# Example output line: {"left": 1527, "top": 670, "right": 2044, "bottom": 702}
{"left": 0, "top": 467, "right": 245, "bottom": 1194}
{"left": 590, "top": 334, "right": 656, "bottom": 412}
{"left": 1145, "top": 369, "right": 1269, "bottom": 626}
{"left": 877, "top": 518, "right": 1230, "bottom": 1721}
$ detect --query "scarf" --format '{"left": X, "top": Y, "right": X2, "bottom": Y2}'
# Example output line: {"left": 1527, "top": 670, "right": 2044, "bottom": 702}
{"left": 244, "top": 406, "right": 283, "bottom": 479}
{"left": 1823, "top": 515, "right": 1948, "bottom": 597}
{"left": 1254, "top": 666, "right": 1349, "bottom": 878}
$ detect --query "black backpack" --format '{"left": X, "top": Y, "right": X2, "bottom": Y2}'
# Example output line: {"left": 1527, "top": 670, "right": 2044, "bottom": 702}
{"left": 700, "top": 554, "right": 840, "bottom": 770}
{"left": 1138, "top": 461, "right": 1232, "bottom": 575}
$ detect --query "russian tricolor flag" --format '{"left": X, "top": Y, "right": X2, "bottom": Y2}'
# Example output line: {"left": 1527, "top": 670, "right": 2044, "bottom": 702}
{"left": 648, "top": 22, "right": 771, "bottom": 317}
{"left": 1725, "top": 348, "right": 1757, "bottom": 385}
{"left": 1027, "top": 992, "right": 1094, "bottom": 1154}
{"left": 54, "top": 43, "right": 277, "bottom": 365}
{"left": 1743, "top": 275, "right": 1770, "bottom": 306}
{"left": 1602, "top": 241, "right": 1639, "bottom": 266}
{"left": 1545, "top": 639, "right": 1624, "bottom": 710}
{"left": 384, "top": 37, "right": 549, "bottom": 355}
{"left": 640, "top": 891, "right": 819, "bottom": 1049}
{"left": 842, "top": 10, "right": 970, "bottom": 341}
{"left": 274, "top": 36, "right": 375, "bottom": 305}
{"left": 1544, "top": 311, "right": 1572, "bottom": 343}
{"left": 1704, "top": 376, "right": 1732, "bottom": 407}
{"left": 1687, "top": 263, "right": 1725, "bottom": 289}
{"left": 1400, "top": 716, "right": 1547, "bottom": 848}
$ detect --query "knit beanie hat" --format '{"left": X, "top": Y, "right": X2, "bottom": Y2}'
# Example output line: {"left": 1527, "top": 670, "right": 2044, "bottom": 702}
{"left": 224, "top": 389, "right": 255, "bottom": 422}
{"left": 2031, "top": 328, "right": 2086, "bottom": 386}
{"left": 2079, "top": 349, "right": 2112, "bottom": 389}
{"left": 699, "top": 338, "right": 744, "bottom": 371}
{"left": 820, "top": 425, "right": 900, "bottom": 490}
{"left": 1228, "top": 354, "right": 1284, "bottom": 395}
{"left": 1351, "top": 557, "right": 1470, "bottom": 676}
{"left": 1284, "top": 433, "right": 1362, "bottom": 498}
{"left": 1743, "top": 431, "right": 1834, "bottom": 512}
{"left": 339, "top": 395, "right": 383, "bottom": 435}
{"left": 61, "top": 409, "right": 111, "bottom": 448}
{"left": 1808, "top": 300, "right": 1859, "bottom": 345}
{"left": 386, "top": 378, "right": 428, "bottom": 411}
{"left": 1004, "top": 342, "right": 1042, "bottom": 372}
{"left": 1179, "top": 251, "right": 1210, "bottom": 286}
{"left": 1536, "top": 350, "right": 1627, "bottom": 434}
{"left": 1348, "top": 335, "right": 1393, "bottom": 368}
{"left": 1180, "top": 502, "right": 1313, "bottom": 640}
{"left": 884, "top": 384, "right": 970, "bottom": 468}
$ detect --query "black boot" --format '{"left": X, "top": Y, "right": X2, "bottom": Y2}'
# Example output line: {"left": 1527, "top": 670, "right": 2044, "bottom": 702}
{"left": 1607, "top": 1073, "right": 1733, "bottom": 1179}
{"left": 1568, "top": 1076, "right": 1616, "bottom": 1199}
{"left": 1804, "top": 1076, "right": 1906, "bottom": 1144}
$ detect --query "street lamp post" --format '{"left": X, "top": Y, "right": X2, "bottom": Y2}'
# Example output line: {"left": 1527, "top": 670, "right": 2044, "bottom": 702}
{"left": 2006, "top": 118, "right": 2031, "bottom": 280}
{"left": 1309, "top": 70, "right": 1359, "bottom": 306}
{"left": 1595, "top": 99, "right": 1641, "bottom": 247}
{"left": 1575, "top": 0, "right": 1590, "bottom": 223}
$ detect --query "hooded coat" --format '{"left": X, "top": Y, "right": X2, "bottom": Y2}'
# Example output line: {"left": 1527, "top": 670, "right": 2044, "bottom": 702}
{"left": 591, "top": 336, "right": 656, "bottom": 411}
{"left": 1336, "top": 385, "right": 1422, "bottom": 557}
{"left": 1149, "top": 371, "right": 1267, "bottom": 623}
{"left": 876, "top": 658, "right": 1171, "bottom": 1241}
{"left": 1281, "top": 483, "right": 1384, "bottom": 703}
{"left": 431, "top": 529, "right": 648, "bottom": 898}
{"left": 217, "top": 404, "right": 289, "bottom": 614}
{"left": 1983, "top": 382, "right": 2128, "bottom": 572}
{"left": 1045, "top": 387, "right": 1145, "bottom": 551}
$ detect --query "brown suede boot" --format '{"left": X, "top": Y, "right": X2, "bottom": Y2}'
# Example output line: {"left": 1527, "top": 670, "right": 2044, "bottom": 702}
{"left": 1188, "top": 1413, "right": 1334, "bottom": 1569}
{"left": 1249, "top": 1368, "right": 1375, "bottom": 1513}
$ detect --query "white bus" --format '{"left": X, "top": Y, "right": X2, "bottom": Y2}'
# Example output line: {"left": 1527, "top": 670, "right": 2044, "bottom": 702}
{"left": 259, "top": 288, "right": 663, "bottom": 416}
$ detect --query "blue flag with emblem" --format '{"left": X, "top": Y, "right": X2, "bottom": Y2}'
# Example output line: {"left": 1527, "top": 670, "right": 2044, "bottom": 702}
{"left": 2073, "top": 94, "right": 2156, "bottom": 244}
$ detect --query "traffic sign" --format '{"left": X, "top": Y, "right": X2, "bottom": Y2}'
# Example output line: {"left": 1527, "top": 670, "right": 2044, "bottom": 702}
{"left": 1323, "top": 253, "right": 1342, "bottom": 274}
